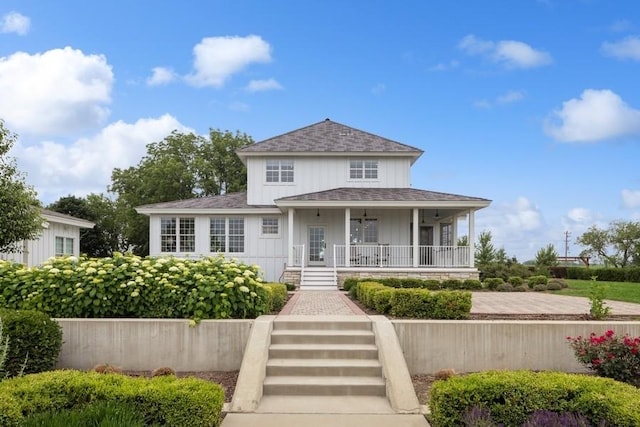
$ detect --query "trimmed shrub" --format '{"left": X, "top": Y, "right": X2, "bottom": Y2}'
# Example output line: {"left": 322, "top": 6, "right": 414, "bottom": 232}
{"left": 483, "top": 277, "right": 503, "bottom": 290}
{"left": 546, "top": 282, "right": 563, "bottom": 291}
{"left": 461, "top": 279, "right": 482, "bottom": 290}
{"left": 548, "top": 278, "right": 568, "bottom": 288}
{"left": 356, "top": 281, "right": 386, "bottom": 309}
{"left": 512, "top": 285, "right": 527, "bottom": 292}
{"left": 549, "top": 266, "right": 568, "bottom": 279}
{"left": 373, "top": 289, "right": 393, "bottom": 314}
{"left": 342, "top": 277, "right": 359, "bottom": 291}
{"left": 533, "top": 284, "right": 548, "bottom": 292}
{"left": 567, "top": 267, "right": 592, "bottom": 280}
{"left": 389, "top": 289, "right": 429, "bottom": 318}
{"left": 421, "top": 280, "right": 442, "bottom": 290}
{"left": 507, "top": 276, "right": 524, "bottom": 286}
{"left": 429, "top": 370, "right": 640, "bottom": 427}
{"left": 527, "top": 275, "right": 549, "bottom": 288}
{"left": 264, "top": 283, "right": 287, "bottom": 312}
{"left": 23, "top": 400, "right": 144, "bottom": 427}
{"left": 441, "top": 279, "right": 462, "bottom": 290}
{"left": 0, "top": 309, "right": 62, "bottom": 378}
{"left": 388, "top": 289, "right": 471, "bottom": 319}
{"left": 495, "top": 283, "right": 513, "bottom": 292}
{"left": 0, "top": 370, "right": 225, "bottom": 427}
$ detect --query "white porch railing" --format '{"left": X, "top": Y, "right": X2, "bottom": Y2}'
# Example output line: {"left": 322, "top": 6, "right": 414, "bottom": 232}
{"left": 333, "top": 245, "right": 471, "bottom": 268}
{"left": 291, "top": 245, "right": 305, "bottom": 267}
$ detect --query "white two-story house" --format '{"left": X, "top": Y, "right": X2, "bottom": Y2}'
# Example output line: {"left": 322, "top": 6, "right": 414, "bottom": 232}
{"left": 136, "top": 119, "right": 491, "bottom": 289}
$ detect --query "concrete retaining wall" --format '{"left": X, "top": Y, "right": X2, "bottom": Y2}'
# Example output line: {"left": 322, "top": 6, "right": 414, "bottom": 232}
{"left": 56, "top": 318, "right": 640, "bottom": 374}
{"left": 56, "top": 319, "right": 252, "bottom": 371}
{"left": 393, "top": 320, "right": 640, "bottom": 374}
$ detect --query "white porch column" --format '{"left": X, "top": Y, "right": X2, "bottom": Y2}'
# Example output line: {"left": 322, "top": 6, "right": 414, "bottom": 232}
{"left": 287, "top": 208, "right": 295, "bottom": 266}
{"left": 344, "top": 208, "right": 351, "bottom": 267}
{"left": 412, "top": 208, "right": 419, "bottom": 267}
{"left": 452, "top": 218, "right": 458, "bottom": 247}
{"left": 468, "top": 208, "right": 475, "bottom": 267}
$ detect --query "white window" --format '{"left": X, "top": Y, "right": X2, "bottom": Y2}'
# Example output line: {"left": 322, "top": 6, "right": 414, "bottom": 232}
{"left": 55, "top": 236, "right": 74, "bottom": 256}
{"left": 266, "top": 160, "right": 294, "bottom": 183}
{"left": 160, "top": 217, "right": 195, "bottom": 253}
{"left": 440, "top": 223, "right": 452, "bottom": 246}
{"left": 350, "top": 160, "right": 378, "bottom": 179}
{"left": 261, "top": 217, "right": 279, "bottom": 236}
{"left": 209, "top": 217, "right": 245, "bottom": 253}
{"left": 350, "top": 218, "right": 378, "bottom": 244}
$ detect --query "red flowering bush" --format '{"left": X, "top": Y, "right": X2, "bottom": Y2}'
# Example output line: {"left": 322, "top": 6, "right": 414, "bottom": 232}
{"left": 567, "top": 330, "right": 640, "bottom": 387}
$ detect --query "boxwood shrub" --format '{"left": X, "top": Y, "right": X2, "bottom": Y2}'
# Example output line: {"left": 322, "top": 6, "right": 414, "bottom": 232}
{"left": 429, "top": 370, "right": 640, "bottom": 427}
{"left": 0, "top": 370, "right": 225, "bottom": 427}
{"left": 527, "top": 275, "right": 549, "bottom": 288}
{"left": 483, "top": 277, "right": 503, "bottom": 290}
{"left": 461, "top": 279, "right": 482, "bottom": 290}
{"left": 388, "top": 289, "right": 471, "bottom": 319}
{"left": 0, "top": 309, "right": 62, "bottom": 378}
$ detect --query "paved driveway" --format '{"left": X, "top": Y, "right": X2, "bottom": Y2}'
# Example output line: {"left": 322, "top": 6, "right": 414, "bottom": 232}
{"left": 471, "top": 292, "right": 640, "bottom": 315}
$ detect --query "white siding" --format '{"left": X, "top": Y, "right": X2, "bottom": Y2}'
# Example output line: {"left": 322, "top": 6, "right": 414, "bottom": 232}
{"left": 246, "top": 156, "right": 412, "bottom": 205}
{"left": 0, "top": 222, "right": 81, "bottom": 266}
{"left": 148, "top": 214, "right": 289, "bottom": 282}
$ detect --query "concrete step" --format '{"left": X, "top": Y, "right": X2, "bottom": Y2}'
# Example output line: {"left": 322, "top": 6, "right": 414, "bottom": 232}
{"left": 270, "top": 329, "right": 375, "bottom": 345}
{"left": 255, "top": 395, "right": 396, "bottom": 414}
{"left": 221, "top": 413, "right": 430, "bottom": 427}
{"left": 269, "top": 344, "right": 379, "bottom": 359}
{"left": 262, "top": 375, "right": 387, "bottom": 396}
{"left": 299, "top": 284, "right": 338, "bottom": 290}
{"left": 266, "top": 358, "right": 382, "bottom": 377}
{"left": 272, "top": 318, "right": 372, "bottom": 331}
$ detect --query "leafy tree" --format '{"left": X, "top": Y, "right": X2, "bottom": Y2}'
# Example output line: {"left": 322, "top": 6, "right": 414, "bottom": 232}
{"left": 475, "top": 231, "right": 496, "bottom": 266}
{"left": 577, "top": 221, "right": 640, "bottom": 268}
{"left": 457, "top": 235, "right": 468, "bottom": 246}
{"left": 495, "top": 247, "right": 508, "bottom": 264}
{"left": 47, "top": 194, "right": 123, "bottom": 256}
{"left": 535, "top": 244, "right": 558, "bottom": 267}
{"left": 109, "top": 129, "right": 253, "bottom": 255}
{"left": 0, "top": 120, "right": 42, "bottom": 253}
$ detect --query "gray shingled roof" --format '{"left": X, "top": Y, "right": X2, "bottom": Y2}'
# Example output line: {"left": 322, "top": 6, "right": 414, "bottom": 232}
{"left": 276, "top": 187, "right": 490, "bottom": 203}
{"left": 136, "top": 192, "right": 276, "bottom": 210}
{"left": 238, "top": 119, "right": 423, "bottom": 155}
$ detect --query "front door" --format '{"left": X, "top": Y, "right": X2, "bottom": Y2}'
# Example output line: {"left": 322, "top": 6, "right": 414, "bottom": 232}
{"left": 308, "top": 226, "right": 326, "bottom": 266}
{"left": 419, "top": 225, "right": 434, "bottom": 266}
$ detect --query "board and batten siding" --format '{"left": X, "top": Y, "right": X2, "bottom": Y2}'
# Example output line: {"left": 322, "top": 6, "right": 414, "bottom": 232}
{"left": 0, "top": 222, "right": 81, "bottom": 266}
{"left": 246, "top": 157, "right": 412, "bottom": 205}
{"left": 148, "top": 214, "right": 289, "bottom": 282}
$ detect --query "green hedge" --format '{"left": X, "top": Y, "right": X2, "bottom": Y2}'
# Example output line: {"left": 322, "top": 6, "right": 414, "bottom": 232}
{"left": 429, "top": 370, "right": 640, "bottom": 427}
{"left": 0, "top": 370, "right": 225, "bottom": 427}
{"left": 0, "top": 254, "right": 270, "bottom": 320}
{"left": 344, "top": 277, "right": 482, "bottom": 291}
{"left": 0, "top": 309, "right": 62, "bottom": 378}
{"left": 566, "top": 266, "right": 640, "bottom": 283}
{"left": 354, "top": 282, "right": 471, "bottom": 319}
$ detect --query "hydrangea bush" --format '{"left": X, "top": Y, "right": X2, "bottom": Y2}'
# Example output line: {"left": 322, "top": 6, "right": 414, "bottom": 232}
{"left": 0, "top": 254, "right": 269, "bottom": 320}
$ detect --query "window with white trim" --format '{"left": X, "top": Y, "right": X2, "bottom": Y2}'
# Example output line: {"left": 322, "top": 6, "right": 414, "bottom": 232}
{"left": 266, "top": 159, "right": 294, "bottom": 183}
{"left": 160, "top": 217, "right": 195, "bottom": 252}
{"left": 209, "top": 217, "right": 245, "bottom": 253}
{"left": 350, "top": 218, "right": 378, "bottom": 244}
{"left": 440, "top": 223, "right": 452, "bottom": 246}
{"left": 55, "top": 236, "right": 74, "bottom": 256}
{"left": 349, "top": 160, "right": 378, "bottom": 179}
{"left": 261, "top": 217, "right": 279, "bottom": 236}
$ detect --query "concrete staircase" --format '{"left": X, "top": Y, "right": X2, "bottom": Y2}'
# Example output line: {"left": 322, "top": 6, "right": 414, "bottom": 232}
{"left": 262, "top": 317, "right": 385, "bottom": 399}
{"left": 299, "top": 267, "right": 337, "bottom": 290}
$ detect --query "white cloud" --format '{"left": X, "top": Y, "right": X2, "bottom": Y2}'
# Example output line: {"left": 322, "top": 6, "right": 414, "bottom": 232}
{"left": 147, "top": 67, "right": 177, "bottom": 86}
{"left": 245, "top": 78, "right": 283, "bottom": 92}
{"left": 0, "top": 47, "right": 113, "bottom": 136}
{"left": 1, "top": 11, "right": 30, "bottom": 35}
{"left": 475, "top": 196, "right": 544, "bottom": 260}
{"left": 565, "top": 208, "right": 593, "bottom": 224}
{"left": 13, "top": 115, "right": 191, "bottom": 203}
{"left": 622, "top": 189, "right": 640, "bottom": 208}
{"left": 428, "top": 60, "right": 459, "bottom": 72}
{"left": 601, "top": 36, "right": 640, "bottom": 61}
{"left": 496, "top": 90, "right": 525, "bottom": 105}
{"left": 371, "top": 83, "right": 386, "bottom": 96}
{"left": 228, "top": 101, "right": 249, "bottom": 112}
{"left": 458, "top": 34, "right": 552, "bottom": 69}
{"left": 474, "top": 90, "right": 525, "bottom": 109}
{"left": 185, "top": 35, "right": 272, "bottom": 88}
{"left": 544, "top": 89, "right": 640, "bottom": 142}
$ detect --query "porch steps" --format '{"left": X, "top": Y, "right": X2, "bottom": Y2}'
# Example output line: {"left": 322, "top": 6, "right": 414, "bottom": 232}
{"left": 300, "top": 267, "right": 337, "bottom": 290}
{"left": 260, "top": 318, "right": 387, "bottom": 406}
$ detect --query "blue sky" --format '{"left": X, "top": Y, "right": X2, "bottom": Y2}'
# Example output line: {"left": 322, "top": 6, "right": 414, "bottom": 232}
{"left": 1, "top": 0, "right": 639, "bottom": 262}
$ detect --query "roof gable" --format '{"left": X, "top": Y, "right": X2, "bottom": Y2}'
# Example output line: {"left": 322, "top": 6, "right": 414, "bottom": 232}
{"left": 237, "top": 119, "right": 423, "bottom": 158}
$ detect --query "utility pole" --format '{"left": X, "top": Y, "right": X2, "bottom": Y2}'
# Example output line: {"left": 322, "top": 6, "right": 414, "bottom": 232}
{"left": 564, "top": 231, "right": 571, "bottom": 258}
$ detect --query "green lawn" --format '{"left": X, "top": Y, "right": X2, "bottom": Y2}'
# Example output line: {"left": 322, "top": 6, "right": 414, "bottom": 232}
{"left": 550, "top": 280, "right": 640, "bottom": 304}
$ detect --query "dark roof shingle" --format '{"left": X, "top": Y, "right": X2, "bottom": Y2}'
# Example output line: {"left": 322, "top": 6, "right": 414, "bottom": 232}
{"left": 238, "top": 119, "right": 423, "bottom": 155}
{"left": 136, "top": 192, "right": 275, "bottom": 210}
{"left": 276, "top": 187, "right": 490, "bottom": 203}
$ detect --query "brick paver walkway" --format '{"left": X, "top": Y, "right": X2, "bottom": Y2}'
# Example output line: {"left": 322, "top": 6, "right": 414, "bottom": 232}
{"left": 279, "top": 291, "right": 365, "bottom": 315}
